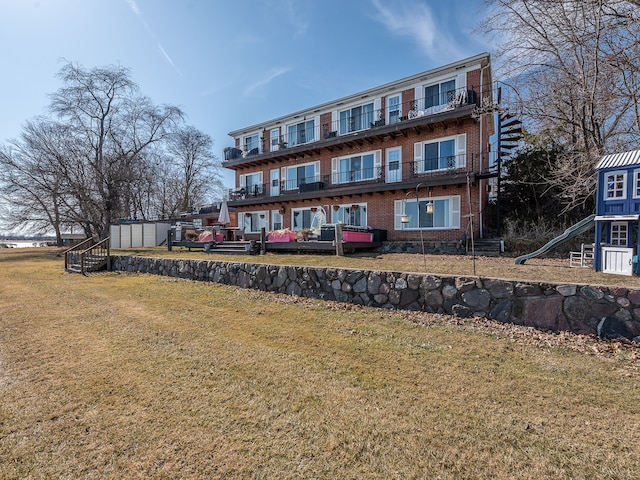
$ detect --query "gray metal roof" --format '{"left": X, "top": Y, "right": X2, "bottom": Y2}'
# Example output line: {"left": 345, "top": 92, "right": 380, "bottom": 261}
{"left": 596, "top": 149, "right": 640, "bottom": 170}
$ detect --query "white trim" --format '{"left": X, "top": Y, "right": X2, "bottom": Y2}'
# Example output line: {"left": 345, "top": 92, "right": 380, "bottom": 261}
{"left": 595, "top": 215, "right": 640, "bottom": 221}
{"left": 603, "top": 170, "right": 627, "bottom": 201}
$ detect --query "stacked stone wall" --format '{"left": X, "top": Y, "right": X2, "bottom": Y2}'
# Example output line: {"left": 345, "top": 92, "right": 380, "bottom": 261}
{"left": 111, "top": 255, "right": 640, "bottom": 338}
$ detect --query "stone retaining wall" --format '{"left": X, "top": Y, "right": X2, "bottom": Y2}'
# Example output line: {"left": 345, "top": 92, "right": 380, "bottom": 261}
{"left": 111, "top": 255, "right": 640, "bottom": 338}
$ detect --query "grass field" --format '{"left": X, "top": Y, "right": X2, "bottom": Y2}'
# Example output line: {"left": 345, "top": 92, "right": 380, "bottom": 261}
{"left": 1, "top": 248, "right": 639, "bottom": 479}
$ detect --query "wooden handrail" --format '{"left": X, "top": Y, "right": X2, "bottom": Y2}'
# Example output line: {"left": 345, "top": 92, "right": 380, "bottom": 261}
{"left": 79, "top": 237, "right": 110, "bottom": 275}
{"left": 63, "top": 237, "right": 94, "bottom": 270}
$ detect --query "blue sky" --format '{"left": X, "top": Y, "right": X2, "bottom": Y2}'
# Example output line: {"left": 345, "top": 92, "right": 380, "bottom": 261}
{"left": 1, "top": 0, "right": 488, "bottom": 189}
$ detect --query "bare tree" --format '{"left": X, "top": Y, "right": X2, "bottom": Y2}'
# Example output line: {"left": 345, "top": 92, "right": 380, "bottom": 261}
{"left": 481, "top": 0, "right": 640, "bottom": 212}
{"left": 49, "top": 61, "right": 184, "bottom": 238}
{"left": 166, "top": 125, "right": 222, "bottom": 214}
{"left": 0, "top": 120, "right": 75, "bottom": 245}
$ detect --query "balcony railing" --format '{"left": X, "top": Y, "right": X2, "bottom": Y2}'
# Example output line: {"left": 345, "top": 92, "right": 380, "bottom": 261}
{"left": 223, "top": 85, "right": 482, "bottom": 161}
{"left": 226, "top": 153, "right": 480, "bottom": 201}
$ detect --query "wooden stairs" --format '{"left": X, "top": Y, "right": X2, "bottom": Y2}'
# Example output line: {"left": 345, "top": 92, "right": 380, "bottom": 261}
{"left": 64, "top": 237, "right": 111, "bottom": 274}
{"left": 207, "top": 240, "right": 256, "bottom": 255}
{"left": 467, "top": 238, "right": 503, "bottom": 257}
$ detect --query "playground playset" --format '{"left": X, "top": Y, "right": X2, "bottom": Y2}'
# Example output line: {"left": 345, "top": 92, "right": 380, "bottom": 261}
{"left": 516, "top": 149, "right": 640, "bottom": 276}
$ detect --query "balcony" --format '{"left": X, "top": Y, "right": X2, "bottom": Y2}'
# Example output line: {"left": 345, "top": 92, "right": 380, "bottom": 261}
{"left": 226, "top": 153, "right": 492, "bottom": 205}
{"left": 222, "top": 86, "right": 483, "bottom": 167}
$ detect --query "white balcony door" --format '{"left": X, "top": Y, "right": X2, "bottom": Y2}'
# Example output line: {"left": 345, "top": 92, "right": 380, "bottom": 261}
{"left": 270, "top": 169, "right": 280, "bottom": 196}
{"left": 386, "top": 147, "right": 402, "bottom": 183}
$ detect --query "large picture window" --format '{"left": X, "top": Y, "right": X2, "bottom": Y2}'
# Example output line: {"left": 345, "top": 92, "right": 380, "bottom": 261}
{"left": 394, "top": 196, "right": 460, "bottom": 230}
{"left": 414, "top": 135, "right": 465, "bottom": 173}
{"left": 332, "top": 151, "right": 381, "bottom": 185}
{"left": 287, "top": 120, "right": 315, "bottom": 146}
{"left": 285, "top": 162, "right": 318, "bottom": 191}
{"left": 332, "top": 204, "right": 367, "bottom": 227}
{"left": 292, "top": 208, "right": 313, "bottom": 231}
{"left": 339, "top": 102, "right": 374, "bottom": 134}
{"left": 243, "top": 134, "right": 260, "bottom": 154}
{"left": 339, "top": 154, "right": 374, "bottom": 183}
{"left": 243, "top": 211, "right": 268, "bottom": 234}
{"left": 425, "top": 79, "right": 456, "bottom": 109}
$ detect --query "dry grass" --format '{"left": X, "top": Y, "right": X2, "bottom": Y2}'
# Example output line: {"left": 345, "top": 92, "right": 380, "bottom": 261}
{"left": 1, "top": 248, "right": 639, "bottom": 479}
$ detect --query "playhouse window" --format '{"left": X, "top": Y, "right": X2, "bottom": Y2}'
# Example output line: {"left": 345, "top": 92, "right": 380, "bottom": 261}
{"left": 605, "top": 171, "right": 626, "bottom": 199}
{"left": 610, "top": 223, "right": 628, "bottom": 246}
{"left": 634, "top": 169, "right": 640, "bottom": 197}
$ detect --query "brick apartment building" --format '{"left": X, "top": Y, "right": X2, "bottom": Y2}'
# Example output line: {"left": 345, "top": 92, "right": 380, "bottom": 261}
{"left": 222, "top": 52, "right": 496, "bottom": 246}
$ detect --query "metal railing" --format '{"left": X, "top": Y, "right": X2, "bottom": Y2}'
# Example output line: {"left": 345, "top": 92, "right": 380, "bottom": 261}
{"left": 222, "top": 85, "right": 483, "bottom": 159}
{"left": 226, "top": 153, "right": 479, "bottom": 201}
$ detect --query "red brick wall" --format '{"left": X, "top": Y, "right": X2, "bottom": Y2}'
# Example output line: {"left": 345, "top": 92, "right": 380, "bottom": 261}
{"left": 234, "top": 65, "right": 492, "bottom": 242}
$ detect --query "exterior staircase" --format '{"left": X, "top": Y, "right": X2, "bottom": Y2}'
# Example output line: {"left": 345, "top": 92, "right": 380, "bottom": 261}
{"left": 467, "top": 238, "right": 503, "bottom": 257}
{"left": 64, "top": 237, "right": 111, "bottom": 274}
{"left": 207, "top": 240, "right": 258, "bottom": 255}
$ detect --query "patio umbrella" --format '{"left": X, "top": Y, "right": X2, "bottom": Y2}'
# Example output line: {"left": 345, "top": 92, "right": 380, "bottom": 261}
{"left": 218, "top": 199, "right": 230, "bottom": 224}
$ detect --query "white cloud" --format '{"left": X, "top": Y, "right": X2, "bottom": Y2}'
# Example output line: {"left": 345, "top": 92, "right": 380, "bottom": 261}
{"left": 127, "top": 0, "right": 141, "bottom": 16}
{"left": 244, "top": 67, "right": 292, "bottom": 96}
{"left": 370, "top": 0, "right": 466, "bottom": 63}
{"left": 284, "top": 0, "right": 309, "bottom": 37}
{"left": 124, "top": 0, "right": 182, "bottom": 76}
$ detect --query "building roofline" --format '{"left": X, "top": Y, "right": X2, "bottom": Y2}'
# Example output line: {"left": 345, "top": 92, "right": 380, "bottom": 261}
{"left": 596, "top": 149, "right": 640, "bottom": 170}
{"left": 228, "top": 52, "right": 491, "bottom": 137}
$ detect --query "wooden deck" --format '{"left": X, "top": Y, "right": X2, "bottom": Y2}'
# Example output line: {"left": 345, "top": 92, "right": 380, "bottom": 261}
{"left": 264, "top": 240, "right": 381, "bottom": 254}
{"left": 168, "top": 239, "right": 381, "bottom": 255}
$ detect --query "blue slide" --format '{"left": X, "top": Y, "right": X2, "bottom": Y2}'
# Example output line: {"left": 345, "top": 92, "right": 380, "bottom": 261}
{"left": 514, "top": 214, "right": 596, "bottom": 265}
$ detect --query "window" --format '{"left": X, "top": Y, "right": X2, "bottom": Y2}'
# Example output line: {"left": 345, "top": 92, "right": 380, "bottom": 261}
{"left": 332, "top": 204, "right": 367, "bottom": 227}
{"left": 332, "top": 150, "right": 381, "bottom": 184}
{"left": 425, "top": 79, "right": 456, "bottom": 109}
{"left": 387, "top": 95, "right": 401, "bottom": 124}
{"left": 605, "top": 171, "right": 626, "bottom": 199}
{"left": 240, "top": 172, "right": 263, "bottom": 195}
{"left": 243, "top": 211, "right": 268, "bottom": 234}
{"left": 339, "top": 102, "right": 374, "bottom": 134}
{"left": 271, "top": 210, "right": 283, "bottom": 231}
{"left": 270, "top": 169, "right": 280, "bottom": 196}
{"left": 243, "top": 134, "right": 260, "bottom": 154}
{"left": 414, "top": 135, "right": 466, "bottom": 173}
{"left": 287, "top": 120, "right": 315, "bottom": 146}
{"left": 394, "top": 196, "right": 460, "bottom": 230}
{"left": 386, "top": 147, "right": 402, "bottom": 183}
{"left": 610, "top": 222, "right": 628, "bottom": 246}
{"left": 270, "top": 129, "right": 280, "bottom": 152}
{"left": 292, "top": 208, "right": 313, "bottom": 231}
{"left": 285, "top": 162, "right": 318, "bottom": 190}
{"left": 634, "top": 169, "right": 640, "bottom": 198}
{"left": 339, "top": 154, "right": 374, "bottom": 183}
